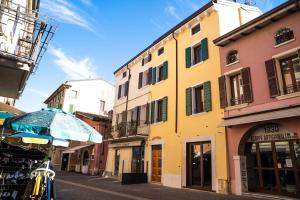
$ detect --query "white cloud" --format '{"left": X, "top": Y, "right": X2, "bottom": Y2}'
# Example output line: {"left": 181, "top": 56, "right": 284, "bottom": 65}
{"left": 80, "top": 0, "right": 92, "bottom": 7}
{"left": 41, "top": 0, "right": 94, "bottom": 31}
{"left": 49, "top": 47, "right": 98, "bottom": 80}
{"left": 27, "top": 88, "right": 49, "bottom": 99}
{"left": 165, "top": 5, "right": 181, "bottom": 20}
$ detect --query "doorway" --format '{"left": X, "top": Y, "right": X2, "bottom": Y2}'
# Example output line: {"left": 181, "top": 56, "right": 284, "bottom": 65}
{"left": 151, "top": 145, "right": 162, "bottom": 183}
{"left": 186, "top": 141, "right": 212, "bottom": 190}
{"left": 114, "top": 149, "right": 120, "bottom": 176}
{"left": 61, "top": 153, "right": 69, "bottom": 171}
{"left": 131, "top": 146, "right": 145, "bottom": 173}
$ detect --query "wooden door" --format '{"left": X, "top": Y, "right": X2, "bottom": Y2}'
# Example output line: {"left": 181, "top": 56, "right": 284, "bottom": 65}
{"left": 151, "top": 145, "right": 162, "bottom": 182}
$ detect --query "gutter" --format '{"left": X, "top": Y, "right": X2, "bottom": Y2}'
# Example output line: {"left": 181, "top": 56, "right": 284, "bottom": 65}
{"left": 172, "top": 33, "right": 178, "bottom": 133}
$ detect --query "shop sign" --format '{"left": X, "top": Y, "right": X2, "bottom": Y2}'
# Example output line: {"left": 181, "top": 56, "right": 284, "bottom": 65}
{"left": 248, "top": 124, "right": 298, "bottom": 142}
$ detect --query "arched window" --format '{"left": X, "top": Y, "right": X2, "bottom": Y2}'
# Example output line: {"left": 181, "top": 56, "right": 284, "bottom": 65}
{"left": 226, "top": 50, "right": 238, "bottom": 65}
{"left": 275, "top": 27, "right": 294, "bottom": 45}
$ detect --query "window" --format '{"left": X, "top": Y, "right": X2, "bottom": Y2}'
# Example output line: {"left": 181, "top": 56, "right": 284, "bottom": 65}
{"left": 186, "top": 38, "right": 208, "bottom": 68}
{"left": 70, "top": 90, "right": 77, "bottom": 98}
{"left": 191, "top": 24, "right": 200, "bottom": 35}
{"left": 275, "top": 28, "right": 294, "bottom": 45}
{"left": 230, "top": 73, "right": 244, "bottom": 106}
{"left": 122, "top": 71, "right": 127, "bottom": 78}
{"left": 193, "top": 43, "right": 202, "bottom": 65}
{"left": 186, "top": 81, "right": 212, "bottom": 116}
{"left": 117, "top": 81, "right": 129, "bottom": 99}
{"left": 68, "top": 104, "right": 75, "bottom": 113}
{"left": 138, "top": 68, "right": 151, "bottom": 89}
{"left": 150, "top": 97, "right": 168, "bottom": 123}
{"left": 193, "top": 85, "right": 204, "bottom": 114}
{"left": 100, "top": 100, "right": 105, "bottom": 112}
{"left": 156, "top": 99, "right": 163, "bottom": 122}
{"left": 280, "top": 55, "right": 300, "bottom": 94}
{"left": 158, "top": 47, "right": 164, "bottom": 56}
{"left": 218, "top": 67, "right": 253, "bottom": 108}
{"left": 142, "top": 54, "right": 152, "bottom": 66}
{"left": 157, "top": 65, "right": 164, "bottom": 82}
{"left": 151, "top": 61, "right": 168, "bottom": 85}
{"left": 227, "top": 50, "right": 238, "bottom": 65}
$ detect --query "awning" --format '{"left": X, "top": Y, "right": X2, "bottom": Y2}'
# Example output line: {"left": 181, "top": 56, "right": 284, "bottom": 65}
{"left": 220, "top": 107, "right": 300, "bottom": 127}
{"left": 62, "top": 144, "right": 93, "bottom": 154}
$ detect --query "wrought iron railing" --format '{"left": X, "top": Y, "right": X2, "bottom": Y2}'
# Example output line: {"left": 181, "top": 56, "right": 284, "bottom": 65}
{"left": 0, "top": 1, "right": 57, "bottom": 72}
{"left": 110, "top": 121, "right": 149, "bottom": 139}
{"left": 230, "top": 96, "right": 245, "bottom": 106}
{"left": 284, "top": 84, "right": 300, "bottom": 94}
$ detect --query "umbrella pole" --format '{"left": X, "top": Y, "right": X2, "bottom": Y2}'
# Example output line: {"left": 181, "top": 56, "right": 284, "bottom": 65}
{"left": 1, "top": 126, "right": 4, "bottom": 139}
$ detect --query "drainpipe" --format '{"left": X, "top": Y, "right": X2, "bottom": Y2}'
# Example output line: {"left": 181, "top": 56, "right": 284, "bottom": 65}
{"left": 225, "top": 127, "right": 231, "bottom": 194}
{"left": 125, "top": 65, "right": 131, "bottom": 135}
{"left": 172, "top": 33, "right": 179, "bottom": 133}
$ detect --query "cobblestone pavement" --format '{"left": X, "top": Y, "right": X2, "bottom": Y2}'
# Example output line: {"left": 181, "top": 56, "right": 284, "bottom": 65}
{"left": 55, "top": 172, "right": 267, "bottom": 200}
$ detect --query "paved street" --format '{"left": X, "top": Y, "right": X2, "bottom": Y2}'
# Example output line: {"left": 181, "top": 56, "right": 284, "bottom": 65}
{"left": 55, "top": 172, "right": 266, "bottom": 200}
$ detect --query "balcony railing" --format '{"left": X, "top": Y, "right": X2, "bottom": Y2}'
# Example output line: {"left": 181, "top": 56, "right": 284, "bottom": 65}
{"left": 230, "top": 96, "right": 245, "bottom": 106}
{"left": 110, "top": 121, "right": 149, "bottom": 139}
{"left": 0, "top": 1, "right": 57, "bottom": 72}
{"left": 284, "top": 84, "right": 300, "bottom": 95}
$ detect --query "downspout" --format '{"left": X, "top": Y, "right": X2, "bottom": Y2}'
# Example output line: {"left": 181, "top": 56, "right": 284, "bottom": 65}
{"left": 172, "top": 33, "right": 178, "bottom": 133}
{"left": 125, "top": 65, "right": 131, "bottom": 135}
{"left": 225, "top": 127, "right": 231, "bottom": 194}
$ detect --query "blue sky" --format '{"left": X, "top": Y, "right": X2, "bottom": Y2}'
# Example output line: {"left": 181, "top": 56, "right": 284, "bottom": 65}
{"left": 16, "top": 0, "right": 285, "bottom": 112}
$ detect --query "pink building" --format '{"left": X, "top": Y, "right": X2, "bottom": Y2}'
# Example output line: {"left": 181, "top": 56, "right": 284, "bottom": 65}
{"left": 214, "top": 0, "right": 300, "bottom": 198}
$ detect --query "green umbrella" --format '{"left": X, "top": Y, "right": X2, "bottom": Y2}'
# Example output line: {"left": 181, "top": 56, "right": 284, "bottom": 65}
{"left": 4, "top": 108, "right": 102, "bottom": 143}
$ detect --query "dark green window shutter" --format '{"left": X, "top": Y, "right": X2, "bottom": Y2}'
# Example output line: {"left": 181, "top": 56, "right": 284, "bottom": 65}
{"left": 125, "top": 81, "right": 129, "bottom": 96}
{"left": 152, "top": 67, "right": 157, "bottom": 85}
{"left": 162, "top": 61, "right": 168, "bottom": 80}
{"left": 241, "top": 67, "right": 253, "bottom": 103}
{"left": 148, "top": 68, "right": 152, "bottom": 85}
{"left": 162, "top": 97, "right": 168, "bottom": 121}
{"left": 185, "top": 47, "right": 191, "bottom": 68}
{"left": 201, "top": 38, "right": 208, "bottom": 61}
{"left": 186, "top": 88, "right": 192, "bottom": 116}
{"left": 218, "top": 76, "right": 227, "bottom": 108}
{"left": 203, "top": 81, "right": 212, "bottom": 112}
{"left": 151, "top": 101, "right": 155, "bottom": 124}
{"left": 145, "top": 103, "right": 150, "bottom": 124}
{"left": 138, "top": 72, "right": 143, "bottom": 89}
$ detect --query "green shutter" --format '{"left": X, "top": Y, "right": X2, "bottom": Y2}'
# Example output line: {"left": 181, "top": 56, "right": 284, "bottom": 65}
{"left": 162, "top": 61, "right": 168, "bottom": 80}
{"left": 203, "top": 81, "right": 212, "bottom": 112}
{"left": 152, "top": 67, "right": 157, "bottom": 85}
{"left": 186, "top": 88, "right": 192, "bottom": 116}
{"left": 162, "top": 97, "right": 168, "bottom": 121}
{"left": 151, "top": 101, "right": 155, "bottom": 124}
{"left": 201, "top": 38, "right": 208, "bottom": 61}
{"left": 145, "top": 103, "right": 150, "bottom": 124}
{"left": 185, "top": 47, "right": 191, "bottom": 68}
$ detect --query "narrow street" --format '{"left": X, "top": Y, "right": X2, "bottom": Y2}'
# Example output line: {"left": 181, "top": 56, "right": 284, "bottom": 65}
{"left": 55, "top": 172, "right": 265, "bottom": 200}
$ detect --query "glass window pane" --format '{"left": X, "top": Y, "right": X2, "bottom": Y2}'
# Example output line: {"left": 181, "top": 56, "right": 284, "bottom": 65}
{"left": 262, "top": 170, "right": 276, "bottom": 191}
{"left": 293, "top": 141, "right": 300, "bottom": 168}
{"left": 247, "top": 169, "right": 260, "bottom": 191}
{"left": 259, "top": 143, "right": 274, "bottom": 168}
{"left": 279, "top": 170, "right": 297, "bottom": 193}
{"left": 202, "top": 143, "right": 211, "bottom": 187}
{"left": 246, "top": 143, "right": 258, "bottom": 168}
{"left": 192, "top": 144, "right": 201, "bottom": 185}
{"left": 275, "top": 141, "right": 292, "bottom": 169}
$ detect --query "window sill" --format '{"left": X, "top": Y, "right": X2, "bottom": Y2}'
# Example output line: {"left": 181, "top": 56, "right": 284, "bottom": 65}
{"left": 140, "top": 84, "right": 150, "bottom": 89}
{"left": 276, "top": 91, "right": 300, "bottom": 100}
{"left": 118, "top": 96, "right": 127, "bottom": 101}
{"left": 151, "top": 121, "right": 165, "bottom": 126}
{"left": 225, "top": 60, "right": 239, "bottom": 67}
{"left": 188, "top": 112, "right": 207, "bottom": 117}
{"left": 190, "top": 61, "right": 204, "bottom": 68}
{"left": 153, "top": 80, "right": 166, "bottom": 86}
{"left": 225, "top": 103, "right": 248, "bottom": 111}
{"left": 274, "top": 38, "right": 295, "bottom": 48}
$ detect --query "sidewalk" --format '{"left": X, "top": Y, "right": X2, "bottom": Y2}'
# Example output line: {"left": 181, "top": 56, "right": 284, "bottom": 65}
{"left": 55, "top": 172, "right": 266, "bottom": 200}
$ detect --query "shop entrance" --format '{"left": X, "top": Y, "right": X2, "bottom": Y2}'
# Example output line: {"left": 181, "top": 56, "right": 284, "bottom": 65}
{"left": 114, "top": 149, "right": 120, "bottom": 176}
{"left": 186, "top": 141, "right": 212, "bottom": 190}
{"left": 244, "top": 124, "right": 300, "bottom": 197}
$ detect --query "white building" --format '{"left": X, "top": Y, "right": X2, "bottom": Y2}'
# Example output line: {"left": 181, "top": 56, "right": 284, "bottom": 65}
{"left": 44, "top": 79, "right": 115, "bottom": 116}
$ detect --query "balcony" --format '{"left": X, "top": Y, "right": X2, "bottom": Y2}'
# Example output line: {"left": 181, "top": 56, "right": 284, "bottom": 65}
{"left": 108, "top": 121, "right": 149, "bottom": 141}
{"left": 0, "top": 1, "right": 57, "bottom": 98}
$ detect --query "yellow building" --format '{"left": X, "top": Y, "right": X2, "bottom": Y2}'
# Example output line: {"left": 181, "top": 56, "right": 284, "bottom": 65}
{"left": 107, "top": 0, "right": 262, "bottom": 193}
